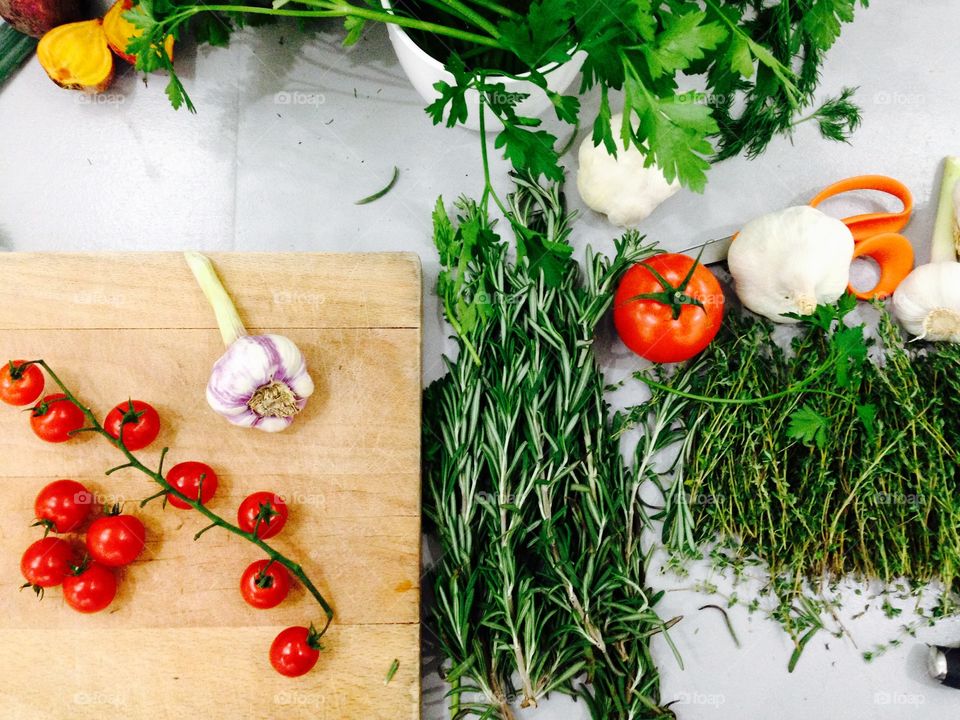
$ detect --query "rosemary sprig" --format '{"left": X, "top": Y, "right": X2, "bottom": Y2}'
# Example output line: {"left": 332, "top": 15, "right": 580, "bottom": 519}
{"left": 424, "top": 175, "right": 678, "bottom": 719}
{"left": 25, "top": 359, "right": 334, "bottom": 634}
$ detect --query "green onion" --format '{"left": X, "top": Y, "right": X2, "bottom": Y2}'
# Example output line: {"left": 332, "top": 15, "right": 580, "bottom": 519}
{"left": 931, "top": 156, "right": 960, "bottom": 262}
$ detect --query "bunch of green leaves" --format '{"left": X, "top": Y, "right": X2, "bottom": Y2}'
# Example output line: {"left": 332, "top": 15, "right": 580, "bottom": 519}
{"left": 128, "top": 0, "right": 866, "bottom": 191}
{"left": 424, "top": 174, "right": 682, "bottom": 719}
{"left": 638, "top": 297, "right": 960, "bottom": 669}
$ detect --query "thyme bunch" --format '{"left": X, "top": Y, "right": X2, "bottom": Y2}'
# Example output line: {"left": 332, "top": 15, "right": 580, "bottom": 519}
{"left": 642, "top": 300, "right": 960, "bottom": 669}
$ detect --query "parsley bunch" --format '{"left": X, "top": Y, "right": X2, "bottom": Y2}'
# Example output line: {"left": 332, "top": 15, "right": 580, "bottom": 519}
{"left": 128, "top": 0, "right": 867, "bottom": 190}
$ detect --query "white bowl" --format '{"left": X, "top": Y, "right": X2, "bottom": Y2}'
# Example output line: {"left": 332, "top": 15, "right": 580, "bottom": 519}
{"left": 381, "top": 1, "right": 585, "bottom": 131}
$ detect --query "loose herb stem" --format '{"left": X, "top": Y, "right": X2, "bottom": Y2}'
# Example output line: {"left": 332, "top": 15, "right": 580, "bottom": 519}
{"left": 32, "top": 359, "right": 335, "bottom": 634}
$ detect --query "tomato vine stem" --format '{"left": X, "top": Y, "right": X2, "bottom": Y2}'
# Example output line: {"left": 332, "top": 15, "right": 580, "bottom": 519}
{"left": 30, "top": 359, "right": 335, "bottom": 635}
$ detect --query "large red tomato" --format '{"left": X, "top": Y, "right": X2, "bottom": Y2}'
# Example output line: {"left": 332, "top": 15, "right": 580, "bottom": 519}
{"left": 613, "top": 253, "right": 724, "bottom": 363}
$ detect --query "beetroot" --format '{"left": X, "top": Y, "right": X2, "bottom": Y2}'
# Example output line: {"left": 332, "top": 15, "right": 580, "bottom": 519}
{"left": 0, "top": 0, "right": 82, "bottom": 38}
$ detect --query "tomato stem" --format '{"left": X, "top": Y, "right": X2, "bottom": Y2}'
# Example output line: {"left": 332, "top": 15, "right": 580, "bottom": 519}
{"left": 28, "top": 359, "right": 336, "bottom": 635}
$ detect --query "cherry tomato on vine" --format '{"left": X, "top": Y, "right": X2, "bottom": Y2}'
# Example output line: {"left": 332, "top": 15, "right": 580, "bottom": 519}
{"left": 0, "top": 360, "right": 44, "bottom": 406}
{"left": 29, "top": 393, "right": 86, "bottom": 443}
{"left": 237, "top": 492, "right": 288, "bottom": 539}
{"left": 62, "top": 562, "right": 117, "bottom": 613}
{"left": 34, "top": 479, "right": 93, "bottom": 534}
{"left": 20, "top": 537, "right": 75, "bottom": 591}
{"left": 240, "top": 559, "right": 291, "bottom": 609}
{"left": 86, "top": 511, "right": 146, "bottom": 567}
{"left": 104, "top": 400, "right": 161, "bottom": 451}
{"left": 165, "top": 462, "right": 218, "bottom": 509}
{"left": 270, "top": 625, "right": 322, "bottom": 677}
{"left": 613, "top": 253, "right": 725, "bottom": 364}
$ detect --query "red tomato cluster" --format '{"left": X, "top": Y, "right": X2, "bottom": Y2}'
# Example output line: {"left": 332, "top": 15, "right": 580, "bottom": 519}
{"left": 21, "top": 479, "right": 146, "bottom": 614}
{"left": 7, "top": 361, "right": 319, "bottom": 676}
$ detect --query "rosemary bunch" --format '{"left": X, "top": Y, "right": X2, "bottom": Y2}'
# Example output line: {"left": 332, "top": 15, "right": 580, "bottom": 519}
{"left": 424, "top": 175, "right": 678, "bottom": 719}
{"left": 641, "top": 299, "right": 960, "bottom": 668}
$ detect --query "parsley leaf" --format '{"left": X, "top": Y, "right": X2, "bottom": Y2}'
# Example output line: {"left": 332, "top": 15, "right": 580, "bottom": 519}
{"left": 497, "top": 0, "right": 575, "bottom": 68}
{"left": 802, "top": 0, "right": 858, "bottom": 49}
{"left": 787, "top": 405, "right": 830, "bottom": 450}
{"left": 643, "top": 11, "right": 727, "bottom": 78}
{"left": 425, "top": 55, "right": 471, "bottom": 128}
{"left": 495, "top": 126, "right": 563, "bottom": 182}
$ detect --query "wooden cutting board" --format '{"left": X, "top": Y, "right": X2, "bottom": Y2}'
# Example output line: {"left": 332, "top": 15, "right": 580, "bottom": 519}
{"left": 0, "top": 253, "right": 422, "bottom": 720}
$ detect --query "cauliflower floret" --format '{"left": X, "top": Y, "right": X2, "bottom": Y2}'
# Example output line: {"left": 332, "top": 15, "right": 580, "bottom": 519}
{"left": 576, "top": 113, "right": 681, "bottom": 227}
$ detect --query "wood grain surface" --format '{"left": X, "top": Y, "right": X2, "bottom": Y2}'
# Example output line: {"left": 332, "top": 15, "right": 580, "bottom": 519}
{"left": 0, "top": 253, "right": 422, "bottom": 720}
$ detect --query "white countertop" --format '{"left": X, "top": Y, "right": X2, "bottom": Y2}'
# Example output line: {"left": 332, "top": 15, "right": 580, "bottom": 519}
{"left": 3, "top": 2, "right": 960, "bottom": 718}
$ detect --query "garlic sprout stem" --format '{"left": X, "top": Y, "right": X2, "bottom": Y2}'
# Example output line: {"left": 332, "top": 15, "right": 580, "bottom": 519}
{"left": 184, "top": 252, "right": 248, "bottom": 347}
{"left": 930, "top": 156, "right": 960, "bottom": 263}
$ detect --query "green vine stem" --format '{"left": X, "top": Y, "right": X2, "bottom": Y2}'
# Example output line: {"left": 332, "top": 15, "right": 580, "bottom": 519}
{"left": 27, "top": 359, "right": 334, "bottom": 634}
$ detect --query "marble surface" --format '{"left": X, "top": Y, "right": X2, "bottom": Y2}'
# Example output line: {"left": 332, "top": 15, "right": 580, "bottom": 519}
{"left": 3, "top": 2, "right": 960, "bottom": 717}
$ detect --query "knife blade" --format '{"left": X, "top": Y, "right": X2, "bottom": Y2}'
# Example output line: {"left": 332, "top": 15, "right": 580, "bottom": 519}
{"left": 679, "top": 235, "right": 734, "bottom": 267}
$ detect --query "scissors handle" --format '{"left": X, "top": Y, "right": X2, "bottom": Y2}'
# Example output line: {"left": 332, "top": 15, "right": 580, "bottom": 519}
{"left": 847, "top": 232, "right": 915, "bottom": 301}
{"left": 809, "top": 175, "right": 913, "bottom": 241}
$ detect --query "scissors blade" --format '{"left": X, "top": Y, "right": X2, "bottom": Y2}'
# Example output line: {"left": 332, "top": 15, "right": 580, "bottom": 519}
{"left": 680, "top": 235, "right": 734, "bottom": 266}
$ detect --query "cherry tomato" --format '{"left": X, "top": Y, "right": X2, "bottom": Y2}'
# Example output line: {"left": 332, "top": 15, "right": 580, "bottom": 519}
{"left": 240, "top": 559, "right": 291, "bottom": 609}
{"left": 166, "top": 461, "right": 218, "bottom": 509}
{"left": 34, "top": 479, "right": 94, "bottom": 534}
{"left": 613, "top": 253, "right": 725, "bottom": 364}
{"left": 237, "top": 492, "right": 288, "bottom": 539}
{"left": 20, "top": 537, "right": 75, "bottom": 589}
{"left": 62, "top": 562, "right": 117, "bottom": 613}
{"left": 30, "top": 393, "right": 86, "bottom": 443}
{"left": 270, "top": 625, "right": 322, "bottom": 677}
{"left": 104, "top": 400, "right": 161, "bottom": 451}
{"left": 0, "top": 360, "right": 44, "bottom": 406}
{"left": 86, "top": 513, "right": 146, "bottom": 567}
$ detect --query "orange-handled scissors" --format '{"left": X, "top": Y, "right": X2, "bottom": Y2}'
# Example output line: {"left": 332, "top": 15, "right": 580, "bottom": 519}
{"left": 686, "top": 175, "right": 916, "bottom": 300}
{"left": 809, "top": 175, "right": 914, "bottom": 300}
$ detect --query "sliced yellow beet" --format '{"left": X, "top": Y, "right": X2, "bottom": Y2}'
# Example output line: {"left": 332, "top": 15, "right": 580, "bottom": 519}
{"left": 103, "top": 0, "right": 174, "bottom": 66}
{"left": 37, "top": 19, "right": 113, "bottom": 93}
